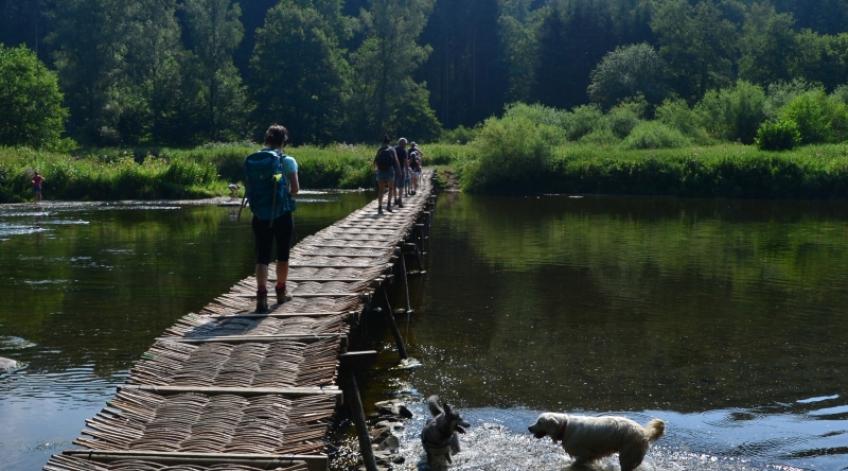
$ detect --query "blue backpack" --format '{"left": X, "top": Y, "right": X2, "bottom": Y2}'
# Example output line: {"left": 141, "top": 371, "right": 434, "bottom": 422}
{"left": 244, "top": 149, "right": 295, "bottom": 220}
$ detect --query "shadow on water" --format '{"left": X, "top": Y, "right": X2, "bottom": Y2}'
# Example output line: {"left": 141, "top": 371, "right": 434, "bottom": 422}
{"left": 363, "top": 193, "right": 848, "bottom": 471}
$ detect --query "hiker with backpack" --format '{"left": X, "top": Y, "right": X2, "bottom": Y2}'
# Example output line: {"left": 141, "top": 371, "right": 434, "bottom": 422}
{"left": 409, "top": 142, "right": 422, "bottom": 195}
{"left": 244, "top": 124, "right": 300, "bottom": 313}
{"left": 374, "top": 135, "right": 399, "bottom": 215}
{"left": 394, "top": 138, "right": 409, "bottom": 206}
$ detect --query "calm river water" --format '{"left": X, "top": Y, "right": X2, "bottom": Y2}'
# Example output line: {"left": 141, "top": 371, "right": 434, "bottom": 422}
{"left": 1, "top": 193, "right": 847, "bottom": 470}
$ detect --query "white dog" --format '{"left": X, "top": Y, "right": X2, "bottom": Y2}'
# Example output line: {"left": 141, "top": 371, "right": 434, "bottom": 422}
{"left": 528, "top": 413, "right": 664, "bottom": 471}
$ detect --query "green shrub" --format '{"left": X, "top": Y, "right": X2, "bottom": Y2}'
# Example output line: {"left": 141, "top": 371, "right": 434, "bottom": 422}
{"left": 441, "top": 125, "right": 479, "bottom": 144}
{"left": 605, "top": 102, "right": 643, "bottom": 139}
{"left": 755, "top": 119, "right": 801, "bottom": 151}
{"left": 831, "top": 84, "right": 848, "bottom": 105}
{"left": 695, "top": 80, "right": 766, "bottom": 144}
{"left": 502, "top": 102, "right": 571, "bottom": 129}
{"left": 764, "top": 80, "right": 816, "bottom": 118}
{"left": 655, "top": 98, "right": 710, "bottom": 142}
{"left": 563, "top": 105, "right": 605, "bottom": 141}
{"left": 579, "top": 128, "right": 620, "bottom": 145}
{"left": 622, "top": 122, "right": 690, "bottom": 149}
{"left": 462, "top": 114, "right": 564, "bottom": 192}
{"left": 780, "top": 89, "right": 848, "bottom": 144}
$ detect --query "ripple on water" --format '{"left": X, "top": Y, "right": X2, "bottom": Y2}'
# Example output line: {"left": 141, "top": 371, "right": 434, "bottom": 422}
{"left": 0, "top": 224, "right": 49, "bottom": 237}
{"left": 0, "top": 211, "right": 51, "bottom": 217}
{"left": 22, "top": 279, "right": 70, "bottom": 288}
{"left": 0, "top": 336, "right": 37, "bottom": 350}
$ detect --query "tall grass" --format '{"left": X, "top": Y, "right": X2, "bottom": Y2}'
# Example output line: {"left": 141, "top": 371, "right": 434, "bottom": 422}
{"left": 0, "top": 143, "right": 377, "bottom": 202}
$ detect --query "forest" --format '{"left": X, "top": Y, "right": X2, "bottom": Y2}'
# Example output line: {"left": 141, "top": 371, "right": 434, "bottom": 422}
{"left": 2, "top": 0, "right": 848, "bottom": 149}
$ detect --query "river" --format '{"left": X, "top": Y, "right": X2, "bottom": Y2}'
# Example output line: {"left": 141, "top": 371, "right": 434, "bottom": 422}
{"left": 1, "top": 193, "right": 847, "bottom": 470}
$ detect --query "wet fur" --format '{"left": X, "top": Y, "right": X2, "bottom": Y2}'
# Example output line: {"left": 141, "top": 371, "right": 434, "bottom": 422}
{"left": 420, "top": 395, "right": 470, "bottom": 471}
{"left": 528, "top": 413, "right": 665, "bottom": 471}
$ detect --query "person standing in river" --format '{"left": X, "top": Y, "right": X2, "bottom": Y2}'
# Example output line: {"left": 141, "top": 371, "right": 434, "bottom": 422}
{"left": 32, "top": 171, "right": 44, "bottom": 202}
{"left": 394, "top": 138, "right": 409, "bottom": 207}
{"left": 374, "top": 135, "right": 399, "bottom": 214}
{"left": 244, "top": 124, "right": 300, "bottom": 313}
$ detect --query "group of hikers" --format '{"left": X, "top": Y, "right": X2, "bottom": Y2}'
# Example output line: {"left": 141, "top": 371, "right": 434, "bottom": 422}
{"left": 243, "top": 124, "right": 424, "bottom": 313}
{"left": 374, "top": 134, "right": 424, "bottom": 214}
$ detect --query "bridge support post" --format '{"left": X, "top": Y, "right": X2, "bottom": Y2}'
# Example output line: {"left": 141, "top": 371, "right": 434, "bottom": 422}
{"left": 382, "top": 289, "right": 408, "bottom": 359}
{"left": 342, "top": 368, "right": 379, "bottom": 471}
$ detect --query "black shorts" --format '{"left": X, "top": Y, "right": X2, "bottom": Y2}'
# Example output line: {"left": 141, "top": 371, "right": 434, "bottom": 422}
{"left": 252, "top": 213, "right": 294, "bottom": 265}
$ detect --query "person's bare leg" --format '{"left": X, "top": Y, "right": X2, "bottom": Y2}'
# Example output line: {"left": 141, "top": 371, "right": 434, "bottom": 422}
{"left": 255, "top": 263, "right": 269, "bottom": 312}
{"left": 256, "top": 263, "right": 268, "bottom": 291}
{"left": 377, "top": 180, "right": 385, "bottom": 213}
{"left": 276, "top": 261, "right": 288, "bottom": 289}
{"left": 275, "top": 260, "right": 290, "bottom": 304}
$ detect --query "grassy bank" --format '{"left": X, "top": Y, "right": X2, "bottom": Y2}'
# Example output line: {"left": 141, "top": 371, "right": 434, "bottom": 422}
{"left": 0, "top": 143, "right": 376, "bottom": 202}
{"left": 5, "top": 140, "right": 848, "bottom": 202}
{"left": 455, "top": 142, "right": 848, "bottom": 198}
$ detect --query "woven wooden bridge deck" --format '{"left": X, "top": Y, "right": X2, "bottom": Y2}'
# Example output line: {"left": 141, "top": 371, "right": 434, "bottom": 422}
{"left": 45, "top": 173, "right": 435, "bottom": 471}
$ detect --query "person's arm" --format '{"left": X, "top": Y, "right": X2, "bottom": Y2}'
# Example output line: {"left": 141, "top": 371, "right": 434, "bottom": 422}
{"left": 284, "top": 156, "right": 299, "bottom": 195}
{"left": 288, "top": 172, "right": 299, "bottom": 195}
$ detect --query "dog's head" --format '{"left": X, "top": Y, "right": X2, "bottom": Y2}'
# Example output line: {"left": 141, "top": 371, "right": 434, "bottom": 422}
{"left": 528, "top": 413, "right": 567, "bottom": 443}
{"left": 440, "top": 402, "right": 470, "bottom": 434}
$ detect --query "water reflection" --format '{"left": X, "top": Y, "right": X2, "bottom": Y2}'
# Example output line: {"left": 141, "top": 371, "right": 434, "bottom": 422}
{"left": 0, "top": 193, "right": 371, "bottom": 470}
{"left": 371, "top": 193, "right": 848, "bottom": 470}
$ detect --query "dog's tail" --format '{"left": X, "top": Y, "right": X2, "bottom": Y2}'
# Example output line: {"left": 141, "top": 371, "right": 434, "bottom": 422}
{"left": 427, "top": 395, "right": 444, "bottom": 417}
{"left": 645, "top": 419, "right": 665, "bottom": 442}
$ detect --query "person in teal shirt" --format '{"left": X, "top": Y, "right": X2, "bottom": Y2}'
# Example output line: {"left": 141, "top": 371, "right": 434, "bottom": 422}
{"left": 244, "top": 124, "right": 300, "bottom": 313}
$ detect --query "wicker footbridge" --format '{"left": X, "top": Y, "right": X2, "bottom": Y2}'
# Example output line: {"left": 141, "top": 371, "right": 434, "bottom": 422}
{"left": 45, "top": 172, "right": 436, "bottom": 471}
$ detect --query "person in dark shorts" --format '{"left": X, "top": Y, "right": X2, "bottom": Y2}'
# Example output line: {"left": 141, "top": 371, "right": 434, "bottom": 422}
{"left": 244, "top": 124, "right": 300, "bottom": 313}
{"left": 32, "top": 171, "right": 44, "bottom": 202}
{"left": 394, "top": 137, "right": 409, "bottom": 208}
{"left": 409, "top": 143, "right": 422, "bottom": 195}
{"left": 374, "top": 135, "right": 399, "bottom": 214}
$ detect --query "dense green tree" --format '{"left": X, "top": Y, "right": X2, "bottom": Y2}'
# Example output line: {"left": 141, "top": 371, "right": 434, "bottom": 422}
{"left": 588, "top": 43, "right": 668, "bottom": 109}
{"left": 49, "top": 0, "right": 123, "bottom": 143}
{"left": 0, "top": 45, "right": 67, "bottom": 147}
{"left": 651, "top": 0, "right": 740, "bottom": 101}
{"left": 792, "top": 31, "right": 848, "bottom": 90}
{"left": 350, "top": 0, "right": 441, "bottom": 140}
{"left": 122, "top": 0, "right": 185, "bottom": 144}
{"left": 738, "top": 2, "right": 798, "bottom": 85}
{"left": 419, "top": 0, "right": 508, "bottom": 128}
{"left": 497, "top": 0, "right": 545, "bottom": 102}
{"left": 50, "top": 0, "right": 184, "bottom": 145}
{"left": 181, "top": 0, "right": 250, "bottom": 142}
{"left": 251, "top": 1, "right": 351, "bottom": 144}
{"left": 695, "top": 80, "right": 767, "bottom": 144}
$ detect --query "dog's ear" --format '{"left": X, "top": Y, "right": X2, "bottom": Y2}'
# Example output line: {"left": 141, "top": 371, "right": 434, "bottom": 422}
{"left": 443, "top": 402, "right": 452, "bottom": 415}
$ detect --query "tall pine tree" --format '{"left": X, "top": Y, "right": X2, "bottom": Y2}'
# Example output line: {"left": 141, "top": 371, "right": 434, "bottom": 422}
{"left": 533, "top": 0, "right": 618, "bottom": 109}
{"left": 419, "top": 0, "right": 508, "bottom": 128}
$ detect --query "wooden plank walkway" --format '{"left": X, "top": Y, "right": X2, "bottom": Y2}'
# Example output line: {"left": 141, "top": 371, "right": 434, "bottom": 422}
{"left": 45, "top": 172, "right": 435, "bottom": 471}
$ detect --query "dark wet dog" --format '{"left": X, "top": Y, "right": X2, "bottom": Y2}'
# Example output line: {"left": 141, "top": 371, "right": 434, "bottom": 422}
{"left": 420, "top": 395, "right": 470, "bottom": 470}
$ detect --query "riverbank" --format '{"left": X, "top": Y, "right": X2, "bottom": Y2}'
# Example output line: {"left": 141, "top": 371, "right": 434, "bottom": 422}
{"left": 0, "top": 144, "right": 375, "bottom": 203}
{"left": 434, "top": 142, "right": 848, "bottom": 198}
{"left": 5, "top": 141, "right": 848, "bottom": 202}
